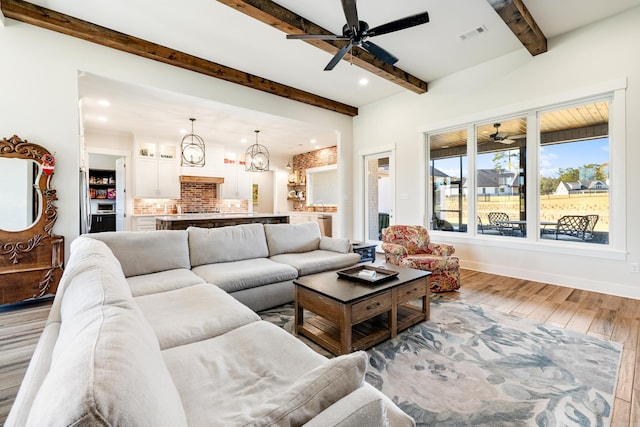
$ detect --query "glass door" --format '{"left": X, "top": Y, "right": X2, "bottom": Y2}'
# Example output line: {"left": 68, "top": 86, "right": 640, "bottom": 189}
{"left": 364, "top": 151, "right": 393, "bottom": 243}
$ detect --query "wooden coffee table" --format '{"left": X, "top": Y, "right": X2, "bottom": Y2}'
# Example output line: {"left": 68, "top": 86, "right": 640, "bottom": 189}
{"left": 294, "top": 263, "right": 430, "bottom": 355}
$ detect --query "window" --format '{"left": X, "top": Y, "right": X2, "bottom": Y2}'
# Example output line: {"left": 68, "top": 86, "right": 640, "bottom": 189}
{"left": 538, "top": 101, "right": 609, "bottom": 244}
{"left": 476, "top": 118, "right": 527, "bottom": 238}
{"left": 426, "top": 96, "right": 614, "bottom": 248}
{"left": 428, "top": 129, "right": 467, "bottom": 232}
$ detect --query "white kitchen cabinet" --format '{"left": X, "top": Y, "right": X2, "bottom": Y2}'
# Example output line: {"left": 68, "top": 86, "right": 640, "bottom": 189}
{"left": 134, "top": 140, "right": 180, "bottom": 199}
{"left": 180, "top": 143, "right": 225, "bottom": 178}
{"left": 132, "top": 216, "right": 157, "bottom": 231}
{"left": 220, "top": 163, "right": 252, "bottom": 199}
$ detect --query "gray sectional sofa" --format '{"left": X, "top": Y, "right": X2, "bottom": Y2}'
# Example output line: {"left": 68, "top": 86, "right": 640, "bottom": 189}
{"left": 7, "top": 222, "right": 415, "bottom": 426}
{"left": 93, "top": 221, "right": 361, "bottom": 311}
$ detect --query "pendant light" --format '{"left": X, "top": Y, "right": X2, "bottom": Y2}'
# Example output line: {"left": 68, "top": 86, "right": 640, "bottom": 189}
{"left": 245, "top": 130, "right": 269, "bottom": 172}
{"left": 181, "top": 118, "right": 205, "bottom": 167}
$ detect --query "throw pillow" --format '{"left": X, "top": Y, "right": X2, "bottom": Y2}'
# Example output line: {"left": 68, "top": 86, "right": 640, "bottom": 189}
{"left": 236, "top": 351, "right": 367, "bottom": 427}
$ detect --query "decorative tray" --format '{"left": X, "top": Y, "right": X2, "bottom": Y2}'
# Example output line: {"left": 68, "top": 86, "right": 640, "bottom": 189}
{"left": 336, "top": 265, "right": 399, "bottom": 285}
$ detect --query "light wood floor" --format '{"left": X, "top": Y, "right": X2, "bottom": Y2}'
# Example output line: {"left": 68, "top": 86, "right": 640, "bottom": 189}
{"left": 1, "top": 269, "right": 639, "bottom": 425}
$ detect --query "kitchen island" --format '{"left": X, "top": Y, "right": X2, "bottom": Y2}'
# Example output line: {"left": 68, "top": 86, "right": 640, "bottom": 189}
{"left": 155, "top": 213, "right": 289, "bottom": 230}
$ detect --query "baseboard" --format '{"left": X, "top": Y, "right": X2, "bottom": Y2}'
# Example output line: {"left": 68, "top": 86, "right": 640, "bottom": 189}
{"left": 462, "top": 260, "right": 640, "bottom": 300}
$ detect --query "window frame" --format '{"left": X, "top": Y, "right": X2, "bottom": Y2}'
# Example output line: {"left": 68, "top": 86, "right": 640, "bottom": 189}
{"left": 422, "top": 82, "right": 626, "bottom": 260}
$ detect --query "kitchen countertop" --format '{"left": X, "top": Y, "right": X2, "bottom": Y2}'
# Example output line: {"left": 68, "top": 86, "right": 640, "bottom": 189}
{"left": 286, "top": 211, "right": 335, "bottom": 215}
{"left": 154, "top": 213, "right": 289, "bottom": 221}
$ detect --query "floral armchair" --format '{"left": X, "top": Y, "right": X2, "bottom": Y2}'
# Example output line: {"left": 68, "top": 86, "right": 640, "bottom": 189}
{"left": 381, "top": 225, "right": 460, "bottom": 292}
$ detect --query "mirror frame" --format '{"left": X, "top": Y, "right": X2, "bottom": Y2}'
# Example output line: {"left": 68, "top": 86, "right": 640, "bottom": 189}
{"left": 0, "top": 135, "right": 64, "bottom": 304}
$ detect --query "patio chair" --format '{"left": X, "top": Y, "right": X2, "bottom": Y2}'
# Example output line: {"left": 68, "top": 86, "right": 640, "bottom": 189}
{"left": 583, "top": 214, "right": 599, "bottom": 241}
{"left": 554, "top": 215, "right": 588, "bottom": 240}
{"left": 478, "top": 216, "right": 485, "bottom": 234}
{"left": 487, "top": 212, "right": 517, "bottom": 235}
{"left": 381, "top": 225, "right": 460, "bottom": 292}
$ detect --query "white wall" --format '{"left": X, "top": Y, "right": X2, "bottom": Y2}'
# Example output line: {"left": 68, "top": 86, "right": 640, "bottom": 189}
{"left": 353, "top": 7, "right": 640, "bottom": 298}
{"left": 0, "top": 18, "right": 354, "bottom": 258}
{"left": 250, "top": 170, "right": 274, "bottom": 213}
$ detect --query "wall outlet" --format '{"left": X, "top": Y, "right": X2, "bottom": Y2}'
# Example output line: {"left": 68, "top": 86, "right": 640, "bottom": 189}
{"left": 631, "top": 262, "right": 640, "bottom": 273}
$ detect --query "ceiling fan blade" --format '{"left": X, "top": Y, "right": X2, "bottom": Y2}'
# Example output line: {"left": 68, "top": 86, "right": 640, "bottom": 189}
{"left": 287, "top": 34, "right": 347, "bottom": 40}
{"left": 340, "top": 0, "right": 360, "bottom": 33}
{"left": 324, "top": 43, "right": 352, "bottom": 71}
{"left": 361, "top": 41, "right": 398, "bottom": 65}
{"left": 368, "top": 11, "right": 430, "bottom": 37}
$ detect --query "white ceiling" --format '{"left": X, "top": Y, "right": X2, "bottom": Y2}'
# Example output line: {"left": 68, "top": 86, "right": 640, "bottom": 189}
{"left": 30, "top": 0, "right": 640, "bottom": 156}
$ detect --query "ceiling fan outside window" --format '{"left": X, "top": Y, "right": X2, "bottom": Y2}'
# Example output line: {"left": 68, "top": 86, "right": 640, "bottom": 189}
{"left": 490, "top": 123, "right": 515, "bottom": 144}
{"left": 286, "top": 0, "right": 429, "bottom": 71}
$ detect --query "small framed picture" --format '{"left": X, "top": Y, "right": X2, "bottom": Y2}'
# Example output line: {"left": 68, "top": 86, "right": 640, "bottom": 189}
{"left": 252, "top": 184, "right": 259, "bottom": 204}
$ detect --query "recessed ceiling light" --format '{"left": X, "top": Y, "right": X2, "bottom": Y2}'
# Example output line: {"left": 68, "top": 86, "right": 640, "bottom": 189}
{"left": 98, "top": 99, "right": 110, "bottom": 107}
{"left": 310, "top": 139, "right": 316, "bottom": 144}
{"left": 359, "top": 78, "right": 369, "bottom": 86}
{"left": 179, "top": 128, "right": 188, "bottom": 134}
{"left": 315, "top": 145, "right": 320, "bottom": 149}
{"left": 97, "top": 116, "right": 108, "bottom": 122}
{"left": 241, "top": 138, "right": 247, "bottom": 143}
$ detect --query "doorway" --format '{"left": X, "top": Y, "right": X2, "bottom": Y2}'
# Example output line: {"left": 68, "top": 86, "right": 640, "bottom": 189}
{"left": 84, "top": 152, "right": 127, "bottom": 232}
{"left": 363, "top": 151, "right": 394, "bottom": 244}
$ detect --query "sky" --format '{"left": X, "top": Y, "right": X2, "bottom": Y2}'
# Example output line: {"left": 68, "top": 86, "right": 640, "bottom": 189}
{"left": 434, "top": 137, "right": 609, "bottom": 179}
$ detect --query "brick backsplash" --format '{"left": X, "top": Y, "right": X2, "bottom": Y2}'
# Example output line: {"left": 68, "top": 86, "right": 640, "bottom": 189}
{"left": 133, "top": 182, "right": 248, "bottom": 214}
{"left": 180, "top": 182, "right": 217, "bottom": 213}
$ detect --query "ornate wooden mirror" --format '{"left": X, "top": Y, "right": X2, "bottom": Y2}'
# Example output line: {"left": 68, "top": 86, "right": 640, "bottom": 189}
{"left": 0, "top": 135, "right": 64, "bottom": 305}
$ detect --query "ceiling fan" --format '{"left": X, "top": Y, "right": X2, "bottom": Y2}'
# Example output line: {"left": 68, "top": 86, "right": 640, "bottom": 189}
{"left": 286, "top": 0, "right": 429, "bottom": 71}
{"left": 490, "top": 123, "right": 515, "bottom": 144}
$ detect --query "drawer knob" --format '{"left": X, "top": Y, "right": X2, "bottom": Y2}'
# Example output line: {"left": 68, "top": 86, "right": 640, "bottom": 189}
{"left": 367, "top": 302, "right": 381, "bottom": 310}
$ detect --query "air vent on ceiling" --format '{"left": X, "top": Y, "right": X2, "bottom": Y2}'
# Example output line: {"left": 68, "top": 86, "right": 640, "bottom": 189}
{"left": 458, "top": 25, "right": 488, "bottom": 41}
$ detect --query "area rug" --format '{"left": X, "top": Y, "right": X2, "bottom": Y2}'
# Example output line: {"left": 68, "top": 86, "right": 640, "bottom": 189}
{"left": 259, "top": 296, "right": 622, "bottom": 427}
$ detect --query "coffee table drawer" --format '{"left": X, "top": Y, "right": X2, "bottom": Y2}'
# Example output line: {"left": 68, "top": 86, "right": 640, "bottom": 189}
{"left": 396, "top": 280, "right": 427, "bottom": 304}
{"left": 352, "top": 291, "right": 392, "bottom": 323}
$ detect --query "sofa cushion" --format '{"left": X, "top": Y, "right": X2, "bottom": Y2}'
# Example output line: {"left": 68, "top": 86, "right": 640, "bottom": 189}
{"left": 162, "top": 321, "right": 331, "bottom": 427}
{"left": 319, "top": 236, "right": 352, "bottom": 254}
{"left": 26, "top": 237, "right": 188, "bottom": 426}
{"left": 264, "top": 222, "right": 321, "bottom": 256}
{"left": 135, "top": 283, "right": 260, "bottom": 350}
{"left": 188, "top": 224, "right": 269, "bottom": 266}
{"left": 235, "top": 351, "right": 367, "bottom": 427}
{"left": 270, "top": 250, "right": 361, "bottom": 276}
{"left": 302, "top": 387, "right": 389, "bottom": 427}
{"left": 126, "top": 268, "right": 205, "bottom": 297}
{"left": 192, "top": 258, "right": 298, "bottom": 293}
{"left": 89, "top": 230, "right": 191, "bottom": 277}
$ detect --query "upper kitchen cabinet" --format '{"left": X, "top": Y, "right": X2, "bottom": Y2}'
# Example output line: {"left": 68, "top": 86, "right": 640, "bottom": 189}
{"left": 179, "top": 143, "right": 225, "bottom": 178}
{"left": 221, "top": 162, "right": 252, "bottom": 200}
{"left": 134, "top": 139, "right": 180, "bottom": 198}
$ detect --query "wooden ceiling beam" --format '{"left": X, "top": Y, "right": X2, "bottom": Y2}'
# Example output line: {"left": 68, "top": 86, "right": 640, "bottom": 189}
{"left": 0, "top": 0, "right": 358, "bottom": 116}
{"left": 217, "top": 0, "right": 428, "bottom": 94}
{"left": 488, "top": 0, "right": 547, "bottom": 56}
